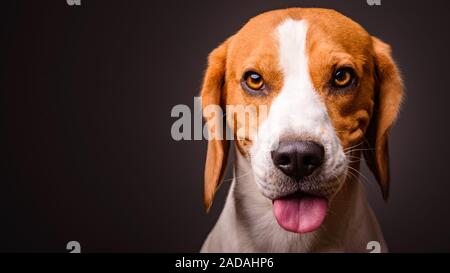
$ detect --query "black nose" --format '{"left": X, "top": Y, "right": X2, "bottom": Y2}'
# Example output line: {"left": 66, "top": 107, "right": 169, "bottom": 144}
{"left": 271, "top": 141, "right": 325, "bottom": 181}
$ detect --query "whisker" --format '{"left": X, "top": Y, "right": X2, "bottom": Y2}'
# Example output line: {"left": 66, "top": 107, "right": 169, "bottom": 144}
{"left": 221, "top": 170, "right": 253, "bottom": 183}
{"left": 347, "top": 160, "right": 361, "bottom": 163}
{"left": 343, "top": 141, "right": 365, "bottom": 152}
{"left": 345, "top": 148, "right": 376, "bottom": 154}
{"left": 345, "top": 169, "right": 360, "bottom": 182}
{"left": 346, "top": 155, "right": 362, "bottom": 159}
{"left": 347, "top": 166, "right": 372, "bottom": 185}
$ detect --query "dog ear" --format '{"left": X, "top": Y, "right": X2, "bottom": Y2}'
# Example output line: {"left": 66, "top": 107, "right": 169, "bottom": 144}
{"left": 200, "top": 39, "right": 231, "bottom": 212}
{"left": 363, "top": 37, "right": 404, "bottom": 200}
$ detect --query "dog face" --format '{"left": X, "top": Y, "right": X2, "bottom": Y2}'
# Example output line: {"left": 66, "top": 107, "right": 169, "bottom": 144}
{"left": 201, "top": 8, "right": 403, "bottom": 233}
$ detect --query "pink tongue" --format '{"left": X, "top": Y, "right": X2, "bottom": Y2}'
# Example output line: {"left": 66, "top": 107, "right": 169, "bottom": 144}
{"left": 273, "top": 194, "right": 328, "bottom": 233}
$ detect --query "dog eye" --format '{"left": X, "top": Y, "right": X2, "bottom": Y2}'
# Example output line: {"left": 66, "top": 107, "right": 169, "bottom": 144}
{"left": 333, "top": 68, "right": 355, "bottom": 88}
{"left": 243, "top": 71, "right": 264, "bottom": 91}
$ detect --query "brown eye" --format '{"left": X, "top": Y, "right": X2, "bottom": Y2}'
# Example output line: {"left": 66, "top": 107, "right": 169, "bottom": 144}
{"left": 333, "top": 68, "right": 354, "bottom": 88}
{"left": 243, "top": 71, "right": 264, "bottom": 91}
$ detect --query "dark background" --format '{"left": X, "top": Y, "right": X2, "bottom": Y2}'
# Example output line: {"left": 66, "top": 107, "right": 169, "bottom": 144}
{"left": 0, "top": 0, "right": 449, "bottom": 252}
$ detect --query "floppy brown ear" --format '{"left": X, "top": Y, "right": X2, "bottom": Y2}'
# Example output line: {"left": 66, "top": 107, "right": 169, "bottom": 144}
{"left": 363, "top": 37, "right": 404, "bottom": 200}
{"left": 201, "top": 40, "right": 231, "bottom": 212}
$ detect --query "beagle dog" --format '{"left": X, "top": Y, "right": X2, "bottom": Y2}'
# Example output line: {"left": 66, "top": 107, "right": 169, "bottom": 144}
{"left": 200, "top": 8, "right": 403, "bottom": 253}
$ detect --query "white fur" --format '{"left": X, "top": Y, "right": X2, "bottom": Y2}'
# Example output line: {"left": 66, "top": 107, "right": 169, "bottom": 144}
{"left": 250, "top": 19, "right": 347, "bottom": 200}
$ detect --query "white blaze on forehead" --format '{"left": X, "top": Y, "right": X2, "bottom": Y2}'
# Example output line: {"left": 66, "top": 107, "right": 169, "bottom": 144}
{"left": 278, "top": 19, "right": 311, "bottom": 83}
{"left": 268, "top": 18, "right": 331, "bottom": 145}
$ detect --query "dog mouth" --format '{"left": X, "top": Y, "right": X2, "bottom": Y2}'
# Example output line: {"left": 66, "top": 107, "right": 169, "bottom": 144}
{"left": 273, "top": 192, "right": 328, "bottom": 234}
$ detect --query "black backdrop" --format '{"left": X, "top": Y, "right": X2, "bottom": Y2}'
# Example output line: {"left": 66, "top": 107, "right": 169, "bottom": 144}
{"left": 1, "top": 0, "right": 450, "bottom": 252}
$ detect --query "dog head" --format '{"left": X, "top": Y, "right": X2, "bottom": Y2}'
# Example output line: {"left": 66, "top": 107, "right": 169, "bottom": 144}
{"left": 200, "top": 8, "right": 403, "bottom": 233}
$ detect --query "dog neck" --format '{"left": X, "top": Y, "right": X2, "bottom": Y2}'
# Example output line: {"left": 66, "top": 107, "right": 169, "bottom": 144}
{"left": 202, "top": 143, "right": 387, "bottom": 252}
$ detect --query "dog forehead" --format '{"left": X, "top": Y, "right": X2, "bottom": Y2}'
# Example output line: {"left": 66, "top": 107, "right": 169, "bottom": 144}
{"left": 228, "top": 8, "right": 372, "bottom": 63}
